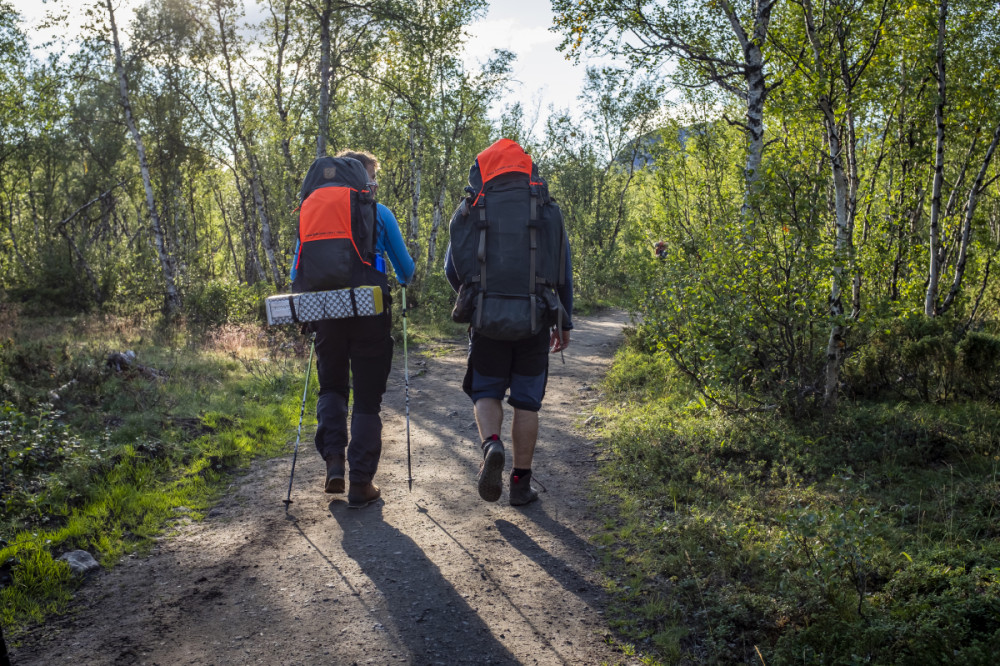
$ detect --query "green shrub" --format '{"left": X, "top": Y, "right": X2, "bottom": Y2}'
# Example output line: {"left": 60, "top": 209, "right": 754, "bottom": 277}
{"left": 7, "top": 249, "right": 95, "bottom": 315}
{"left": 0, "top": 403, "right": 83, "bottom": 528}
{"left": 845, "top": 316, "right": 1000, "bottom": 402}
{"left": 183, "top": 279, "right": 264, "bottom": 327}
{"left": 957, "top": 331, "right": 1000, "bottom": 395}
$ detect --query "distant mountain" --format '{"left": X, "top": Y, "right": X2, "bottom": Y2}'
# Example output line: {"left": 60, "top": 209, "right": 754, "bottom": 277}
{"left": 614, "top": 126, "right": 697, "bottom": 170}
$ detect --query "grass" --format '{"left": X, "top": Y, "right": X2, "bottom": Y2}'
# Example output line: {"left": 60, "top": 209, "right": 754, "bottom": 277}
{"left": 0, "top": 315, "right": 314, "bottom": 630}
{"left": 591, "top": 339, "right": 1000, "bottom": 665}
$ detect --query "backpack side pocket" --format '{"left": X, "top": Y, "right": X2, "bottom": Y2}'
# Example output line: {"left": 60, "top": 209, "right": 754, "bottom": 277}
{"left": 451, "top": 283, "right": 477, "bottom": 324}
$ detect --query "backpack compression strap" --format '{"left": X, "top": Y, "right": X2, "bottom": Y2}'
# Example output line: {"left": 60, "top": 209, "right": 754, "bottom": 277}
{"left": 474, "top": 203, "right": 488, "bottom": 330}
{"left": 556, "top": 210, "right": 567, "bottom": 333}
{"left": 528, "top": 190, "right": 539, "bottom": 334}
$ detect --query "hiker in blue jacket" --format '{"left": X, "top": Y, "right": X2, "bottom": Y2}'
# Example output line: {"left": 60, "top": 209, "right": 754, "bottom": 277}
{"left": 291, "top": 150, "right": 414, "bottom": 508}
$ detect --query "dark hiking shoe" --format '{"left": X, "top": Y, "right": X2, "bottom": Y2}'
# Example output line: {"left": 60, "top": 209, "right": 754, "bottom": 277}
{"left": 509, "top": 471, "right": 539, "bottom": 506}
{"left": 324, "top": 456, "right": 346, "bottom": 494}
{"left": 347, "top": 482, "right": 381, "bottom": 508}
{"left": 477, "top": 436, "right": 505, "bottom": 502}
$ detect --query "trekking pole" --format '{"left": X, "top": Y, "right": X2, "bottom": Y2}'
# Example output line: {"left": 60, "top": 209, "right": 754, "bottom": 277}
{"left": 283, "top": 335, "right": 315, "bottom": 512}
{"left": 403, "top": 286, "right": 413, "bottom": 491}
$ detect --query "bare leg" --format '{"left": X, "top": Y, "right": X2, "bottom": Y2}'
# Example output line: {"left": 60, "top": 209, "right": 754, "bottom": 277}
{"left": 475, "top": 398, "right": 506, "bottom": 502}
{"left": 511, "top": 408, "right": 538, "bottom": 469}
{"left": 474, "top": 398, "right": 503, "bottom": 442}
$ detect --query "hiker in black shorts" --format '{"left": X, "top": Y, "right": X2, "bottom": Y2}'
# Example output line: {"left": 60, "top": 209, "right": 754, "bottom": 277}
{"left": 444, "top": 139, "right": 574, "bottom": 506}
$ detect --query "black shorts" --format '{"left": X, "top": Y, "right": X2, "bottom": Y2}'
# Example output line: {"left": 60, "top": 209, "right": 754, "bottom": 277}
{"left": 462, "top": 328, "right": 550, "bottom": 411}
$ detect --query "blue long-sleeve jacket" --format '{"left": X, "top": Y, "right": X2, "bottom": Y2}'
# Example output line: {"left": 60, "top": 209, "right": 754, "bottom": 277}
{"left": 373, "top": 203, "right": 415, "bottom": 285}
{"left": 443, "top": 236, "right": 574, "bottom": 330}
{"left": 290, "top": 203, "right": 415, "bottom": 285}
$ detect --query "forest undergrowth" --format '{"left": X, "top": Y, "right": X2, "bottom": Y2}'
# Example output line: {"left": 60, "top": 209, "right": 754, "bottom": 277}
{"left": 592, "top": 330, "right": 1000, "bottom": 665}
{"left": 0, "top": 309, "right": 313, "bottom": 629}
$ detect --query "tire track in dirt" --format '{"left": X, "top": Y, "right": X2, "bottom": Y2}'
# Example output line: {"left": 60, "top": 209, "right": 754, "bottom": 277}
{"left": 12, "top": 310, "right": 636, "bottom": 666}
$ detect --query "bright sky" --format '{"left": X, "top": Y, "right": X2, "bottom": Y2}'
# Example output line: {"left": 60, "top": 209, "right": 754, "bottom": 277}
{"left": 463, "top": 0, "right": 600, "bottom": 126}
{"left": 12, "top": 0, "right": 597, "bottom": 124}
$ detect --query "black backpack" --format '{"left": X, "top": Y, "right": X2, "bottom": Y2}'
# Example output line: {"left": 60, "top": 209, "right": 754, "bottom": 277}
{"left": 292, "top": 156, "right": 384, "bottom": 293}
{"left": 448, "top": 139, "right": 568, "bottom": 340}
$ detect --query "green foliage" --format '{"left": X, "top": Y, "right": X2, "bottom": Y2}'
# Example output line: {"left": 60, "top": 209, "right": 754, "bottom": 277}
{"left": 8, "top": 247, "right": 96, "bottom": 316}
{"left": 536, "top": 66, "right": 663, "bottom": 310}
{"left": 0, "top": 314, "right": 311, "bottom": 631}
{"left": 182, "top": 279, "right": 266, "bottom": 328}
{"left": 595, "top": 343, "right": 1000, "bottom": 663}
{"left": 404, "top": 272, "right": 471, "bottom": 342}
{"left": 0, "top": 403, "right": 114, "bottom": 532}
{"left": 957, "top": 330, "right": 1000, "bottom": 393}
{"left": 845, "top": 316, "right": 1000, "bottom": 401}
{"left": 629, "top": 117, "right": 837, "bottom": 411}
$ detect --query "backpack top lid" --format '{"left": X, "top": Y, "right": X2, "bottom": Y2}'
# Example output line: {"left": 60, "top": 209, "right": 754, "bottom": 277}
{"left": 469, "top": 138, "right": 534, "bottom": 193}
{"left": 299, "top": 155, "right": 370, "bottom": 202}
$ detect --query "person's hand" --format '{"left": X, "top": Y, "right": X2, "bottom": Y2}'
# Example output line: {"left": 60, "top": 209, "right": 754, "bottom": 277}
{"left": 550, "top": 327, "right": 570, "bottom": 353}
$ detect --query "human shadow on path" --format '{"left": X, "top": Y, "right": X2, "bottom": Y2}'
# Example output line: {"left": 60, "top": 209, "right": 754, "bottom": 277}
{"left": 413, "top": 504, "right": 580, "bottom": 666}
{"left": 495, "top": 515, "right": 605, "bottom": 609}
{"left": 332, "top": 502, "right": 519, "bottom": 665}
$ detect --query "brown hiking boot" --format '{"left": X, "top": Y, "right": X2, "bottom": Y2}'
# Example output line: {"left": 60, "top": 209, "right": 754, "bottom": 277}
{"left": 324, "top": 456, "right": 345, "bottom": 494}
{"left": 509, "top": 471, "right": 539, "bottom": 506}
{"left": 477, "top": 436, "right": 505, "bottom": 502}
{"left": 347, "top": 481, "right": 381, "bottom": 508}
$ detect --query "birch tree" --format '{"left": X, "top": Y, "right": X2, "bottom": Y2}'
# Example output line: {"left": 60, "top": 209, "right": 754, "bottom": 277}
{"left": 102, "top": 0, "right": 182, "bottom": 315}
{"left": 369, "top": 0, "right": 489, "bottom": 284}
{"left": 922, "top": 0, "right": 1000, "bottom": 316}
{"left": 303, "top": 0, "right": 378, "bottom": 158}
{"left": 257, "top": 0, "right": 313, "bottom": 213}
{"left": 771, "top": 0, "right": 889, "bottom": 407}
{"left": 202, "top": 0, "right": 283, "bottom": 286}
{"left": 552, "top": 0, "right": 778, "bottom": 221}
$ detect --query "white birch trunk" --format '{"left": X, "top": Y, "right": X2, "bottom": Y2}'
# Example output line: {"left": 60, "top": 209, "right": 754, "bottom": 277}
{"left": 268, "top": 0, "right": 299, "bottom": 211}
{"left": 939, "top": 122, "right": 1000, "bottom": 314}
{"left": 106, "top": 0, "right": 181, "bottom": 315}
{"left": 316, "top": 0, "right": 332, "bottom": 158}
{"left": 822, "top": 111, "right": 854, "bottom": 408}
{"left": 925, "top": 0, "right": 948, "bottom": 315}
{"left": 801, "top": 0, "right": 857, "bottom": 408}
{"left": 248, "top": 167, "right": 282, "bottom": 286}
{"left": 214, "top": 4, "right": 283, "bottom": 287}
{"left": 720, "top": 0, "right": 774, "bottom": 221}
{"left": 408, "top": 121, "right": 422, "bottom": 244}
{"left": 424, "top": 185, "right": 446, "bottom": 286}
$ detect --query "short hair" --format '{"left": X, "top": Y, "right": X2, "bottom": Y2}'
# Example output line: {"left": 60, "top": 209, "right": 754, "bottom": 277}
{"left": 335, "top": 150, "right": 379, "bottom": 175}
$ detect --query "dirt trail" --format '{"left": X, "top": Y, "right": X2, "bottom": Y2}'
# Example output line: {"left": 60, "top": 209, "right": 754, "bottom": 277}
{"left": 13, "top": 310, "right": 634, "bottom": 666}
